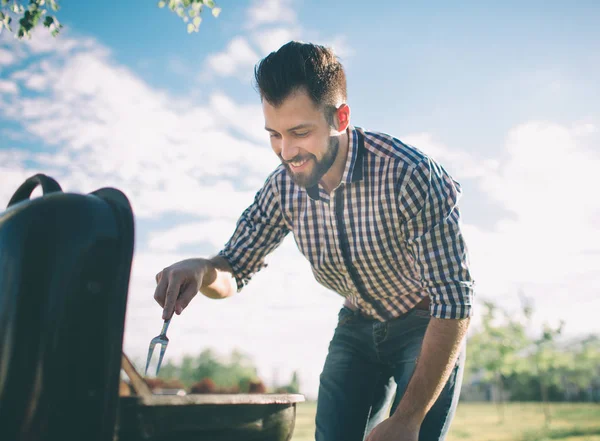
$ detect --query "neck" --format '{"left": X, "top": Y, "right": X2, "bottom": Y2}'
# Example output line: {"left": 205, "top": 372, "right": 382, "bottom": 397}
{"left": 320, "top": 129, "right": 349, "bottom": 194}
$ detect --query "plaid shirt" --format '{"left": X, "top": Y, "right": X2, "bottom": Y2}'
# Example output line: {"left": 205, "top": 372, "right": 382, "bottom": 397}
{"left": 219, "top": 126, "right": 474, "bottom": 320}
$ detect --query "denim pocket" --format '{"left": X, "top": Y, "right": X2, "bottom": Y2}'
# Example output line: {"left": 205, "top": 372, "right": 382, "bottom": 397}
{"left": 337, "top": 306, "right": 356, "bottom": 326}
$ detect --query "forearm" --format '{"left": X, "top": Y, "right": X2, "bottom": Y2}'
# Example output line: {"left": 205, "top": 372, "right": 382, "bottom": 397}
{"left": 199, "top": 255, "right": 237, "bottom": 299}
{"left": 391, "top": 316, "right": 470, "bottom": 426}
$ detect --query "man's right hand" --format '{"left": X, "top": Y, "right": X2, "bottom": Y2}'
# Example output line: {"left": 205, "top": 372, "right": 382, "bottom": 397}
{"left": 154, "top": 258, "right": 208, "bottom": 320}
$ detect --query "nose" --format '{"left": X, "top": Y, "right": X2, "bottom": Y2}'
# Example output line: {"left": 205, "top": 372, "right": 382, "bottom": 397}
{"left": 280, "top": 137, "right": 299, "bottom": 162}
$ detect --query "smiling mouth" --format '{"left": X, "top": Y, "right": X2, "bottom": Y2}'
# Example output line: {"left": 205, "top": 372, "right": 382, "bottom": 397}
{"left": 287, "top": 158, "right": 310, "bottom": 170}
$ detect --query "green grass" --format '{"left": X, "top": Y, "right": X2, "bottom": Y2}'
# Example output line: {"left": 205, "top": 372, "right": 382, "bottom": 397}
{"left": 291, "top": 402, "right": 600, "bottom": 441}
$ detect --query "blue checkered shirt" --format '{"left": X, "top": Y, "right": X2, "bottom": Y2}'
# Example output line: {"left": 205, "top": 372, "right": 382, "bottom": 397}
{"left": 219, "top": 126, "right": 474, "bottom": 320}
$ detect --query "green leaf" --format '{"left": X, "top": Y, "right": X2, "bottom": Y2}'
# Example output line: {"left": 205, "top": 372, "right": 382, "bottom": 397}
{"left": 187, "top": 22, "right": 195, "bottom": 33}
{"left": 193, "top": 15, "right": 201, "bottom": 27}
{"left": 205, "top": 0, "right": 215, "bottom": 7}
{"left": 43, "top": 16, "right": 53, "bottom": 27}
{"left": 211, "top": 6, "right": 221, "bottom": 17}
{"left": 157, "top": 0, "right": 166, "bottom": 7}
{"left": 188, "top": 8, "right": 196, "bottom": 17}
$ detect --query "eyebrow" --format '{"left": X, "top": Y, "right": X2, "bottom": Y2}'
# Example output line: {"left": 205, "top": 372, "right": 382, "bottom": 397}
{"left": 265, "top": 123, "right": 315, "bottom": 133}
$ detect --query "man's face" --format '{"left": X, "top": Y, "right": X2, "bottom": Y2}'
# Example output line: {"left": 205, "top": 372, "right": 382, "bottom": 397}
{"left": 263, "top": 89, "right": 339, "bottom": 188}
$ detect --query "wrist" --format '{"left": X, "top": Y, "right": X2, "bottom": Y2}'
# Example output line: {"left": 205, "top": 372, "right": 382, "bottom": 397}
{"left": 197, "top": 258, "right": 214, "bottom": 288}
{"left": 390, "top": 408, "right": 425, "bottom": 428}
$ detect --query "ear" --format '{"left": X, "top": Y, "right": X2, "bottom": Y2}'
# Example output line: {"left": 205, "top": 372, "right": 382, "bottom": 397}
{"left": 335, "top": 104, "right": 351, "bottom": 133}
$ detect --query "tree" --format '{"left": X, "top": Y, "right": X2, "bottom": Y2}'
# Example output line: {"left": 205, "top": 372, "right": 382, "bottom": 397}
{"left": 289, "top": 370, "right": 300, "bottom": 393}
{"left": 275, "top": 370, "right": 301, "bottom": 394}
{"left": 0, "top": 0, "right": 221, "bottom": 40}
{"left": 568, "top": 335, "right": 600, "bottom": 401}
{"left": 156, "top": 348, "right": 263, "bottom": 393}
{"left": 528, "top": 321, "right": 567, "bottom": 427}
{"left": 465, "top": 300, "right": 530, "bottom": 423}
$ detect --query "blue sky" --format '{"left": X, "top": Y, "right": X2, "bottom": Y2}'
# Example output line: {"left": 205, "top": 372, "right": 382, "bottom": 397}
{"left": 1, "top": 0, "right": 599, "bottom": 398}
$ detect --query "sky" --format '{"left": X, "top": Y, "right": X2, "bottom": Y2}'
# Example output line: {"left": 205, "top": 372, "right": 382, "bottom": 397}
{"left": 0, "top": 0, "right": 599, "bottom": 399}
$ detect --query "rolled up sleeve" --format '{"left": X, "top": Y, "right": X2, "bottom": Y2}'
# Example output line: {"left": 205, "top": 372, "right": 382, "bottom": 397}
{"left": 218, "top": 170, "right": 290, "bottom": 292}
{"left": 398, "top": 157, "right": 475, "bottom": 319}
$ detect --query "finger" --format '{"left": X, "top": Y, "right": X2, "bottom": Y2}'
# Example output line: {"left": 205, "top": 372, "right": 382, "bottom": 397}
{"left": 175, "top": 282, "right": 199, "bottom": 315}
{"left": 153, "top": 270, "right": 169, "bottom": 308}
{"left": 163, "top": 273, "right": 182, "bottom": 320}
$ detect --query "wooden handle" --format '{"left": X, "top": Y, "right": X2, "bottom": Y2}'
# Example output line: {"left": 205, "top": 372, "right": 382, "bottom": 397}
{"left": 121, "top": 353, "right": 152, "bottom": 399}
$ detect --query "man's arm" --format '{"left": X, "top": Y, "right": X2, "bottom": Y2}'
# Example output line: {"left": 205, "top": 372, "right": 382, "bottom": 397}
{"left": 216, "top": 167, "right": 290, "bottom": 293}
{"left": 155, "top": 168, "right": 290, "bottom": 319}
{"left": 155, "top": 255, "right": 238, "bottom": 319}
{"left": 390, "top": 317, "right": 469, "bottom": 427}
{"left": 198, "top": 255, "right": 238, "bottom": 300}
{"left": 392, "top": 156, "right": 475, "bottom": 425}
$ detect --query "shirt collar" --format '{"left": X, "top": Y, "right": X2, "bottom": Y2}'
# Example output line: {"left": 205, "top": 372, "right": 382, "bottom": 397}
{"left": 306, "top": 126, "right": 365, "bottom": 201}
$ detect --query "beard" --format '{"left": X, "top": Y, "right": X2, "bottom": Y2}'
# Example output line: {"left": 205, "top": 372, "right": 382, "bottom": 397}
{"left": 282, "top": 136, "right": 340, "bottom": 188}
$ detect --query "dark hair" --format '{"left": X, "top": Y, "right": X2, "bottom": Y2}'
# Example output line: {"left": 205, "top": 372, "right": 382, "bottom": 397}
{"left": 254, "top": 41, "right": 347, "bottom": 122}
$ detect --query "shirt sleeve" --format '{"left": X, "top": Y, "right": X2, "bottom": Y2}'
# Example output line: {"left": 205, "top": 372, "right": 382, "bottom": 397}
{"left": 398, "top": 157, "right": 475, "bottom": 319}
{"left": 218, "top": 170, "right": 290, "bottom": 292}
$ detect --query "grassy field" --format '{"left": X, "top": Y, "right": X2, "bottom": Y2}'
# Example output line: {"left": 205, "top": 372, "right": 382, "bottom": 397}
{"left": 291, "top": 401, "right": 600, "bottom": 441}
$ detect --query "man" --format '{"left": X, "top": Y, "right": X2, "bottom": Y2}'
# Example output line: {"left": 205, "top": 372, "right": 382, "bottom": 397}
{"left": 153, "top": 41, "right": 474, "bottom": 441}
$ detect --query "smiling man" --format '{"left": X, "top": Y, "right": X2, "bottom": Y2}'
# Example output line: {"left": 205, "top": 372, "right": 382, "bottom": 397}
{"left": 154, "top": 41, "right": 475, "bottom": 441}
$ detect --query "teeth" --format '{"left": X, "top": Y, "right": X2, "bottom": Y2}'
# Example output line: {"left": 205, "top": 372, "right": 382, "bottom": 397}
{"left": 291, "top": 159, "right": 307, "bottom": 167}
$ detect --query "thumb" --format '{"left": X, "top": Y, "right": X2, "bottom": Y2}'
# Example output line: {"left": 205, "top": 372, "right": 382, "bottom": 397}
{"left": 175, "top": 282, "right": 199, "bottom": 315}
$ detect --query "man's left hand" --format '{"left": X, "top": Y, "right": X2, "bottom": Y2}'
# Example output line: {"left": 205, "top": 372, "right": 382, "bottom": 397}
{"left": 365, "top": 417, "right": 419, "bottom": 441}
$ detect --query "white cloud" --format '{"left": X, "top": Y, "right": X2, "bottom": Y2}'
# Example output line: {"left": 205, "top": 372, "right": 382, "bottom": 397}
{"left": 0, "top": 150, "right": 35, "bottom": 206}
{"left": 148, "top": 220, "right": 236, "bottom": 252}
{"left": 1, "top": 33, "right": 280, "bottom": 219}
{"left": 472, "top": 122, "right": 600, "bottom": 281}
{"left": 203, "top": 0, "right": 354, "bottom": 81}
{"left": 23, "top": 27, "right": 93, "bottom": 56}
{"left": 434, "top": 122, "right": 600, "bottom": 337}
{"left": 252, "top": 26, "right": 300, "bottom": 55}
{"left": 204, "top": 36, "right": 259, "bottom": 78}
{"left": 402, "top": 132, "right": 500, "bottom": 179}
{"left": 0, "top": 47, "right": 16, "bottom": 65}
{"left": 0, "top": 79, "right": 18, "bottom": 94}
{"left": 322, "top": 35, "right": 355, "bottom": 59}
{"left": 246, "top": 0, "right": 296, "bottom": 29}
{"left": 209, "top": 92, "right": 270, "bottom": 144}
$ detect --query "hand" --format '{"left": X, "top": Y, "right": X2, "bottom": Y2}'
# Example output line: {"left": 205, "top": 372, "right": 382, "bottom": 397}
{"left": 365, "top": 417, "right": 420, "bottom": 441}
{"left": 154, "top": 258, "right": 207, "bottom": 320}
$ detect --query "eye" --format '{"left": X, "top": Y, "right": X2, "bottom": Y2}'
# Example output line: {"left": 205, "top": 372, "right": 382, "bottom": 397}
{"left": 269, "top": 133, "right": 281, "bottom": 139}
{"left": 294, "top": 132, "right": 309, "bottom": 138}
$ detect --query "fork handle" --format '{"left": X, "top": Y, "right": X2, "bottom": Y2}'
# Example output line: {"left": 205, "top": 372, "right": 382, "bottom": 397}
{"left": 160, "top": 319, "right": 171, "bottom": 336}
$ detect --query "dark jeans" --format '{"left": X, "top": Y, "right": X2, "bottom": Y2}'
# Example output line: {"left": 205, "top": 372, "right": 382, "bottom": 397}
{"left": 315, "top": 306, "right": 466, "bottom": 441}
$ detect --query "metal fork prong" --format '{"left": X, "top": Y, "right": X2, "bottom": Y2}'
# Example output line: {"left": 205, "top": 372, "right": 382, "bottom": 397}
{"left": 156, "top": 343, "right": 168, "bottom": 375}
{"left": 145, "top": 318, "right": 172, "bottom": 377}
{"left": 145, "top": 342, "right": 157, "bottom": 376}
